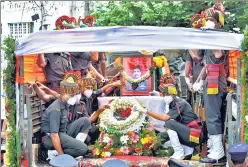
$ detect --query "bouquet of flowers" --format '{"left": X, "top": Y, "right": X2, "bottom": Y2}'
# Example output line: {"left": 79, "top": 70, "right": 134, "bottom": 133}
{"left": 93, "top": 122, "right": 161, "bottom": 157}
{"left": 93, "top": 98, "right": 163, "bottom": 157}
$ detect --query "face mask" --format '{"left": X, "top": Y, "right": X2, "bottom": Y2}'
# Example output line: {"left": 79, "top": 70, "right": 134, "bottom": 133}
{"left": 163, "top": 96, "right": 173, "bottom": 104}
{"left": 67, "top": 95, "right": 77, "bottom": 105}
{"left": 83, "top": 90, "right": 93, "bottom": 98}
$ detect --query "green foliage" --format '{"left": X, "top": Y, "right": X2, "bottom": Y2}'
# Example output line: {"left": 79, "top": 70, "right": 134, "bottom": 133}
{"left": 92, "top": 1, "right": 207, "bottom": 27}
{"left": 241, "top": 26, "right": 248, "bottom": 143}
{"left": 92, "top": 1, "right": 247, "bottom": 32}
{"left": 3, "top": 36, "right": 20, "bottom": 167}
{"left": 224, "top": 1, "right": 248, "bottom": 33}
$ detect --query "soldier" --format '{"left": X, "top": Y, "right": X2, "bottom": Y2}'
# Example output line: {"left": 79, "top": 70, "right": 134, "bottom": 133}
{"left": 133, "top": 80, "right": 203, "bottom": 160}
{"left": 193, "top": 50, "right": 228, "bottom": 165}
{"left": 37, "top": 53, "right": 72, "bottom": 93}
{"left": 91, "top": 52, "right": 107, "bottom": 78}
{"left": 28, "top": 78, "right": 124, "bottom": 145}
{"left": 69, "top": 52, "right": 105, "bottom": 82}
{"left": 78, "top": 77, "right": 124, "bottom": 144}
{"left": 40, "top": 72, "right": 91, "bottom": 160}
{"left": 185, "top": 50, "right": 205, "bottom": 91}
{"left": 27, "top": 81, "right": 59, "bottom": 106}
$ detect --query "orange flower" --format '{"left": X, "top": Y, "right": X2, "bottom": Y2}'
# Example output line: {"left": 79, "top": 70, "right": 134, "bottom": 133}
{"left": 114, "top": 57, "right": 122, "bottom": 67}
{"left": 128, "top": 131, "right": 135, "bottom": 137}
{"left": 135, "top": 148, "right": 143, "bottom": 154}
{"left": 148, "top": 136, "right": 153, "bottom": 143}
{"left": 115, "top": 148, "right": 123, "bottom": 156}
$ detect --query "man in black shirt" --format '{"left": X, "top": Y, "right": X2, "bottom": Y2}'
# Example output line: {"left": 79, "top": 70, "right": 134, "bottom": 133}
{"left": 185, "top": 50, "right": 205, "bottom": 91}
{"left": 37, "top": 53, "right": 72, "bottom": 93}
{"left": 133, "top": 79, "right": 202, "bottom": 160}
{"left": 70, "top": 52, "right": 105, "bottom": 81}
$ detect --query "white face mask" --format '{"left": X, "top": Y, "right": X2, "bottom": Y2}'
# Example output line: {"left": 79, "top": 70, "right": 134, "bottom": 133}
{"left": 163, "top": 96, "right": 173, "bottom": 104}
{"left": 83, "top": 90, "right": 93, "bottom": 98}
{"left": 67, "top": 94, "right": 81, "bottom": 105}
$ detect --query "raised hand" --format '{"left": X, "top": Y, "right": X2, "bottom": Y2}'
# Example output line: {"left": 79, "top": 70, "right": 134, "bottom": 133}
{"left": 112, "top": 80, "right": 125, "bottom": 87}
{"left": 97, "top": 104, "right": 110, "bottom": 113}
{"left": 27, "top": 81, "right": 36, "bottom": 89}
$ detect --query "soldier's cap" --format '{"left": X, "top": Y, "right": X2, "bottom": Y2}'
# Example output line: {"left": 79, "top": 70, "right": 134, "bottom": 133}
{"left": 81, "top": 77, "right": 97, "bottom": 90}
{"left": 158, "top": 83, "right": 177, "bottom": 95}
{"left": 160, "top": 73, "right": 177, "bottom": 86}
{"left": 228, "top": 142, "right": 248, "bottom": 165}
{"left": 60, "top": 71, "right": 81, "bottom": 96}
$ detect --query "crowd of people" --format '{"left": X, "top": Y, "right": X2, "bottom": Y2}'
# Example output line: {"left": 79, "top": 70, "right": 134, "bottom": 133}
{"left": 26, "top": 51, "right": 125, "bottom": 160}
{"left": 0, "top": 49, "right": 229, "bottom": 166}
{"left": 138, "top": 49, "right": 228, "bottom": 165}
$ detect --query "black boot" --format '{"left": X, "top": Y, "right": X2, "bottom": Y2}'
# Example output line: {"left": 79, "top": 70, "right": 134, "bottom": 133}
{"left": 183, "top": 154, "right": 192, "bottom": 160}
{"left": 200, "top": 155, "right": 226, "bottom": 165}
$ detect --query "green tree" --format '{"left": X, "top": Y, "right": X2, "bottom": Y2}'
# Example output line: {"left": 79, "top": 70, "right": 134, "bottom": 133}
{"left": 91, "top": 1, "right": 247, "bottom": 32}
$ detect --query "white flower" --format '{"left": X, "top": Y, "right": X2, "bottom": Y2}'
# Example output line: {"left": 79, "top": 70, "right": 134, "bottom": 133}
{"left": 103, "top": 135, "right": 111, "bottom": 144}
{"left": 105, "top": 152, "right": 111, "bottom": 157}
{"left": 120, "top": 135, "right": 129, "bottom": 145}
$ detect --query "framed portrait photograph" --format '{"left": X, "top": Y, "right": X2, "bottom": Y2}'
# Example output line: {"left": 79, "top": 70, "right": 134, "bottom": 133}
{"left": 121, "top": 55, "right": 153, "bottom": 96}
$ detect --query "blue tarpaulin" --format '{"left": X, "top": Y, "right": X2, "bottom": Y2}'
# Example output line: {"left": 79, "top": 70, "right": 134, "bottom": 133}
{"left": 15, "top": 26, "right": 244, "bottom": 56}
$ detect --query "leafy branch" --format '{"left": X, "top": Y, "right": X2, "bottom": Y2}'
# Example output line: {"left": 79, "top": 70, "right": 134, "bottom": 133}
{"left": 3, "top": 36, "right": 20, "bottom": 167}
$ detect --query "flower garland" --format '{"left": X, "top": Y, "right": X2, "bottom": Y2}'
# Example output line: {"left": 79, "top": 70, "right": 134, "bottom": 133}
{"left": 113, "top": 57, "right": 156, "bottom": 88}
{"left": 94, "top": 98, "right": 171, "bottom": 157}
{"left": 241, "top": 26, "right": 248, "bottom": 143}
{"left": 121, "top": 69, "right": 153, "bottom": 85}
{"left": 3, "top": 36, "right": 20, "bottom": 167}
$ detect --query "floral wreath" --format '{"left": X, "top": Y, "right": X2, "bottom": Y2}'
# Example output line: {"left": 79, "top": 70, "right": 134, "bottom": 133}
{"left": 94, "top": 98, "right": 162, "bottom": 157}
{"left": 99, "top": 98, "right": 146, "bottom": 134}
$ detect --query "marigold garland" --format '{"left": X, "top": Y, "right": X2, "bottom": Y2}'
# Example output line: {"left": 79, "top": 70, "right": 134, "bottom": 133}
{"left": 113, "top": 57, "right": 156, "bottom": 88}
{"left": 3, "top": 36, "right": 20, "bottom": 167}
{"left": 241, "top": 26, "right": 248, "bottom": 143}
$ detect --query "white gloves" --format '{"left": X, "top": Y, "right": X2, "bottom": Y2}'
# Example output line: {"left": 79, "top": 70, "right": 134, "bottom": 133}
{"left": 67, "top": 94, "right": 81, "bottom": 105}
{"left": 193, "top": 80, "right": 204, "bottom": 92}
{"left": 185, "top": 77, "right": 193, "bottom": 91}
{"left": 149, "top": 90, "right": 160, "bottom": 96}
{"left": 133, "top": 105, "right": 148, "bottom": 114}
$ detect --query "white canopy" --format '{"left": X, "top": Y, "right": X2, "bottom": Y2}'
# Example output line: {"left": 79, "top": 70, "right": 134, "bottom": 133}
{"left": 15, "top": 26, "right": 244, "bottom": 56}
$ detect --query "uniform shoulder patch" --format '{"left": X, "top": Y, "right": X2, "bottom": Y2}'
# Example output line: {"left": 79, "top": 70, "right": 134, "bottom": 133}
{"left": 56, "top": 108, "right": 60, "bottom": 112}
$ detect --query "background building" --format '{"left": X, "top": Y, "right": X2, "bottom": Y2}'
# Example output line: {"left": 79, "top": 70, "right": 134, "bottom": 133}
{"left": 0, "top": 1, "right": 98, "bottom": 120}
{"left": 1, "top": 1, "right": 94, "bottom": 40}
